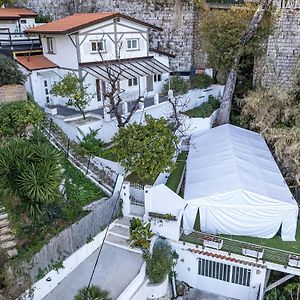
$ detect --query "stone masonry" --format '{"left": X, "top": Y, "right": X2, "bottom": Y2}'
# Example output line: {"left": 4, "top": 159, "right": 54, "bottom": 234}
{"left": 262, "top": 0, "right": 300, "bottom": 89}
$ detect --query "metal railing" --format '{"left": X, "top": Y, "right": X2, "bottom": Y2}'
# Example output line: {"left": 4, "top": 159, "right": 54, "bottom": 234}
{"left": 0, "top": 32, "right": 41, "bottom": 50}
{"left": 180, "top": 229, "right": 300, "bottom": 267}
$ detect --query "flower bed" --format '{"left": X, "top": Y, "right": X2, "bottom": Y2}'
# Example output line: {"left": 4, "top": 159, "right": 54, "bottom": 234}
{"left": 148, "top": 212, "right": 177, "bottom": 221}
{"left": 242, "top": 244, "right": 264, "bottom": 259}
{"left": 288, "top": 255, "right": 300, "bottom": 268}
{"left": 203, "top": 235, "right": 223, "bottom": 250}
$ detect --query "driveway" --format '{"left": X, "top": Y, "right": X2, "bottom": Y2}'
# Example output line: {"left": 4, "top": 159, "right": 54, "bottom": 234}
{"left": 43, "top": 243, "right": 143, "bottom": 300}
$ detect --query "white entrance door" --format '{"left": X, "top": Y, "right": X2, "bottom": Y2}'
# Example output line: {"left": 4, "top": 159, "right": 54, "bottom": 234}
{"left": 43, "top": 78, "right": 52, "bottom": 105}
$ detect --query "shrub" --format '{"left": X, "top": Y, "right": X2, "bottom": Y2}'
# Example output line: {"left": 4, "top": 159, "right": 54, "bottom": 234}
{"left": 146, "top": 239, "right": 174, "bottom": 284}
{"left": 163, "top": 74, "right": 189, "bottom": 96}
{"left": 35, "top": 14, "right": 52, "bottom": 23}
{"left": 184, "top": 96, "right": 220, "bottom": 118}
{"left": 190, "top": 74, "right": 214, "bottom": 89}
{"left": 74, "top": 285, "right": 111, "bottom": 300}
{"left": 78, "top": 129, "right": 103, "bottom": 157}
{"left": 0, "top": 54, "right": 26, "bottom": 87}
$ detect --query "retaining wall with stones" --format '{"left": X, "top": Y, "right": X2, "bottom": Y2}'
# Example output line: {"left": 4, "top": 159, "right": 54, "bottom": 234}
{"left": 0, "top": 85, "right": 27, "bottom": 103}
{"left": 28, "top": 196, "right": 120, "bottom": 280}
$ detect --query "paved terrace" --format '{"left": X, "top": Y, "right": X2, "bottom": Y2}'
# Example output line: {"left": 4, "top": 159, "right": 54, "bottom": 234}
{"left": 180, "top": 222, "right": 300, "bottom": 266}
{"left": 54, "top": 95, "right": 168, "bottom": 118}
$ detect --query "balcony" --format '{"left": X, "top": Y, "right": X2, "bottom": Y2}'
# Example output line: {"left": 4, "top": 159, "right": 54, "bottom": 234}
{"left": 180, "top": 222, "right": 300, "bottom": 267}
{"left": 0, "top": 32, "right": 41, "bottom": 56}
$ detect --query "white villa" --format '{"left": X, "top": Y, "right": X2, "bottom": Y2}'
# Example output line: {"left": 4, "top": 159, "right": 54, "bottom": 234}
{"left": 121, "top": 124, "right": 300, "bottom": 300}
{"left": 12, "top": 13, "right": 172, "bottom": 137}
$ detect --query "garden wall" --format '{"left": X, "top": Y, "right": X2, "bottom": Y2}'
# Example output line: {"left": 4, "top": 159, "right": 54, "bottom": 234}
{"left": 0, "top": 85, "right": 27, "bottom": 103}
{"left": 28, "top": 195, "right": 120, "bottom": 280}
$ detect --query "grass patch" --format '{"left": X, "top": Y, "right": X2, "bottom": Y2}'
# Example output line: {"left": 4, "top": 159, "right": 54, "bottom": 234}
{"left": 166, "top": 151, "right": 188, "bottom": 193}
{"left": 184, "top": 96, "right": 220, "bottom": 118}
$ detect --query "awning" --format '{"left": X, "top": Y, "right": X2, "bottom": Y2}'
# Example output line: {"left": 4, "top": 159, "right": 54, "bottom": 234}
{"left": 80, "top": 56, "right": 170, "bottom": 82}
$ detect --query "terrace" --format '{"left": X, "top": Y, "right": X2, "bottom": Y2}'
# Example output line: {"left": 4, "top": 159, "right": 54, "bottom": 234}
{"left": 180, "top": 221, "right": 300, "bottom": 267}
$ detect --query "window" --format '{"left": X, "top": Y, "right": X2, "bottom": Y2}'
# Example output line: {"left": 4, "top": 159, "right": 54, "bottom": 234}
{"left": 91, "top": 40, "right": 106, "bottom": 53}
{"left": 46, "top": 37, "right": 54, "bottom": 54}
{"left": 127, "top": 39, "right": 139, "bottom": 50}
{"left": 20, "top": 19, "right": 27, "bottom": 24}
{"left": 128, "top": 78, "right": 138, "bottom": 87}
{"left": 154, "top": 74, "right": 162, "bottom": 82}
{"left": 198, "top": 258, "right": 251, "bottom": 287}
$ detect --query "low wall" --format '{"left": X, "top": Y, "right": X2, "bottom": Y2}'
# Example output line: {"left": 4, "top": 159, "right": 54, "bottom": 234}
{"left": 28, "top": 196, "right": 119, "bottom": 280}
{"left": 0, "top": 84, "right": 27, "bottom": 103}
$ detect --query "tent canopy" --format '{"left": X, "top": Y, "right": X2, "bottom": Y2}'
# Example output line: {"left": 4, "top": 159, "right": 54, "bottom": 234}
{"left": 183, "top": 124, "right": 298, "bottom": 241}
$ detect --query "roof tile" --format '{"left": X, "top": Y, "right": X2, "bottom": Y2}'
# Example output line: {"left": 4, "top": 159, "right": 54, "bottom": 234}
{"left": 16, "top": 55, "right": 57, "bottom": 71}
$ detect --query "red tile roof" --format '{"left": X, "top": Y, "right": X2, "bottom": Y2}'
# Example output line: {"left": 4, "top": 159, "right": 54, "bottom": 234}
{"left": 0, "top": 8, "right": 37, "bottom": 20}
{"left": 25, "top": 12, "right": 163, "bottom": 34}
{"left": 16, "top": 55, "right": 57, "bottom": 71}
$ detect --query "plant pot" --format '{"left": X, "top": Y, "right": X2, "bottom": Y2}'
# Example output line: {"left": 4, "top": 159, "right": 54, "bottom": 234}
{"left": 45, "top": 105, "right": 57, "bottom": 115}
{"left": 203, "top": 239, "right": 223, "bottom": 250}
{"left": 242, "top": 248, "right": 264, "bottom": 259}
{"left": 288, "top": 255, "right": 300, "bottom": 268}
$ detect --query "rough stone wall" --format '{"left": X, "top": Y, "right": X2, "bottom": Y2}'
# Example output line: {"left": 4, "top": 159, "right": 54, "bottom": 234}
{"left": 0, "top": 85, "right": 27, "bottom": 103}
{"left": 28, "top": 196, "right": 119, "bottom": 280}
{"left": 21, "top": 0, "right": 203, "bottom": 72}
{"left": 261, "top": 2, "right": 300, "bottom": 88}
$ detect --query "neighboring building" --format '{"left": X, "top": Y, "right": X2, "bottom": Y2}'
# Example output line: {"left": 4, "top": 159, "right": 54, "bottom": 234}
{"left": 121, "top": 124, "right": 300, "bottom": 300}
{"left": 22, "top": 13, "right": 172, "bottom": 118}
{"left": 0, "top": 8, "right": 41, "bottom": 57}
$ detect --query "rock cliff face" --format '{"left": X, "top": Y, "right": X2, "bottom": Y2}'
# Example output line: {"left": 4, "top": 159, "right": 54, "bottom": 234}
{"left": 262, "top": 0, "right": 300, "bottom": 89}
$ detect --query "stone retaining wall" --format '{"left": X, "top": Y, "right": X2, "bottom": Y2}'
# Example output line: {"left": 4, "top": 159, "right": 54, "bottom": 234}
{"left": 0, "top": 85, "right": 27, "bottom": 103}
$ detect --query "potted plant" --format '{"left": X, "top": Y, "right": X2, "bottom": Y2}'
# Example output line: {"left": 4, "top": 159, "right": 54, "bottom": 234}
{"left": 288, "top": 255, "right": 300, "bottom": 267}
{"left": 203, "top": 235, "right": 223, "bottom": 250}
{"left": 242, "top": 244, "right": 264, "bottom": 259}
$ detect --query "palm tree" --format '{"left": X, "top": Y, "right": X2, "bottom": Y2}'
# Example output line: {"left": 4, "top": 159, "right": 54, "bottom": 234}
{"left": 74, "top": 285, "right": 111, "bottom": 300}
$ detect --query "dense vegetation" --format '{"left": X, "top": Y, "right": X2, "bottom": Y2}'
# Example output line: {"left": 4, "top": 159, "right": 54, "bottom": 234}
{"left": 0, "top": 54, "right": 27, "bottom": 87}
{"left": 184, "top": 96, "right": 220, "bottom": 118}
{"left": 112, "top": 116, "right": 177, "bottom": 182}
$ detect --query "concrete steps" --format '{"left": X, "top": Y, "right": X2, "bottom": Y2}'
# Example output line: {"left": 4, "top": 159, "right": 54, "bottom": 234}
{"left": 0, "top": 208, "right": 18, "bottom": 257}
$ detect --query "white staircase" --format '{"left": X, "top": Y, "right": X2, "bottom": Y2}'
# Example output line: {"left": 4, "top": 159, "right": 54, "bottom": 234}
{"left": 0, "top": 207, "right": 18, "bottom": 257}
{"left": 104, "top": 217, "right": 142, "bottom": 254}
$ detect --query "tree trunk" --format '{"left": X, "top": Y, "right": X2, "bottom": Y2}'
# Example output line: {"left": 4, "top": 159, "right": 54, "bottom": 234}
{"left": 215, "top": 0, "right": 272, "bottom": 126}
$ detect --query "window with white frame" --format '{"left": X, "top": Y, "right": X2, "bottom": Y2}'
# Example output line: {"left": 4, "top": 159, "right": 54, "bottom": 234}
{"left": 46, "top": 37, "right": 55, "bottom": 54}
{"left": 127, "top": 39, "right": 139, "bottom": 50}
{"left": 198, "top": 258, "right": 251, "bottom": 287}
{"left": 91, "top": 40, "right": 106, "bottom": 53}
{"left": 128, "top": 77, "right": 138, "bottom": 87}
{"left": 154, "top": 74, "right": 162, "bottom": 82}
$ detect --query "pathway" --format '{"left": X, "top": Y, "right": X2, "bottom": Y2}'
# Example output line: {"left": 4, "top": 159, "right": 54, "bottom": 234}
{"left": 43, "top": 217, "right": 143, "bottom": 300}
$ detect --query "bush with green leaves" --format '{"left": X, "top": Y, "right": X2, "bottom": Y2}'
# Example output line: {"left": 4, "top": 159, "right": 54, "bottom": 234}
{"left": 190, "top": 74, "right": 214, "bottom": 89}
{"left": 184, "top": 96, "right": 220, "bottom": 118}
{"left": 0, "top": 137, "right": 62, "bottom": 218}
{"left": 74, "top": 285, "right": 111, "bottom": 300}
{"left": 0, "top": 100, "right": 44, "bottom": 138}
{"left": 146, "top": 239, "right": 174, "bottom": 284}
{"left": 129, "top": 217, "right": 154, "bottom": 251}
{"left": 0, "top": 54, "right": 27, "bottom": 87}
{"left": 78, "top": 129, "right": 103, "bottom": 157}
{"left": 163, "top": 74, "right": 189, "bottom": 96}
{"left": 112, "top": 115, "right": 177, "bottom": 182}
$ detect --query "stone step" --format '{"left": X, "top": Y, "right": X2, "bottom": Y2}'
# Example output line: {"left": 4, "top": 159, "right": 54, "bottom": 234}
{"left": 104, "top": 233, "right": 142, "bottom": 254}
{"left": 114, "top": 217, "right": 131, "bottom": 228}
{"left": 0, "top": 227, "right": 11, "bottom": 236}
{"left": 0, "top": 213, "right": 8, "bottom": 221}
{"left": 109, "top": 225, "right": 130, "bottom": 239}
{"left": 0, "top": 219, "right": 9, "bottom": 229}
{"left": 0, "top": 234, "right": 14, "bottom": 243}
{"left": 7, "top": 249, "right": 18, "bottom": 258}
{"left": 1, "top": 240, "right": 17, "bottom": 250}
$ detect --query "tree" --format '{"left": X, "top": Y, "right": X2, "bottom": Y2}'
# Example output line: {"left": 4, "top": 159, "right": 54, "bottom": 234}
{"left": 74, "top": 285, "right": 111, "bottom": 300}
{"left": 215, "top": 0, "right": 273, "bottom": 125}
{"left": 51, "top": 73, "right": 91, "bottom": 119}
{"left": 0, "top": 100, "right": 44, "bottom": 138}
{"left": 0, "top": 137, "right": 62, "bottom": 217}
{"left": 0, "top": 54, "right": 27, "bottom": 86}
{"left": 112, "top": 116, "right": 177, "bottom": 182}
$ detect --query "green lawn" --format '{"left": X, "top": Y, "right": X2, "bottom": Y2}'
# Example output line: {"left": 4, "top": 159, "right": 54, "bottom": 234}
{"left": 181, "top": 222, "right": 300, "bottom": 265}
{"left": 166, "top": 151, "right": 188, "bottom": 193}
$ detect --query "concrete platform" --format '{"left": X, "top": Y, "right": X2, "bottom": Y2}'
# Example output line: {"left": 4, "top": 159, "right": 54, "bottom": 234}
{"left": 179, "top": 288, "right": 238, "bottom": 300}
{"left": 43, "top": 243, "right": 143, "bottom": 300}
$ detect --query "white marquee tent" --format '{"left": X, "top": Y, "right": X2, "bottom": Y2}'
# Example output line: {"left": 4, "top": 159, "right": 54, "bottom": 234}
{"left": 183, "top": 124, "right": 299, "bottom": 241}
